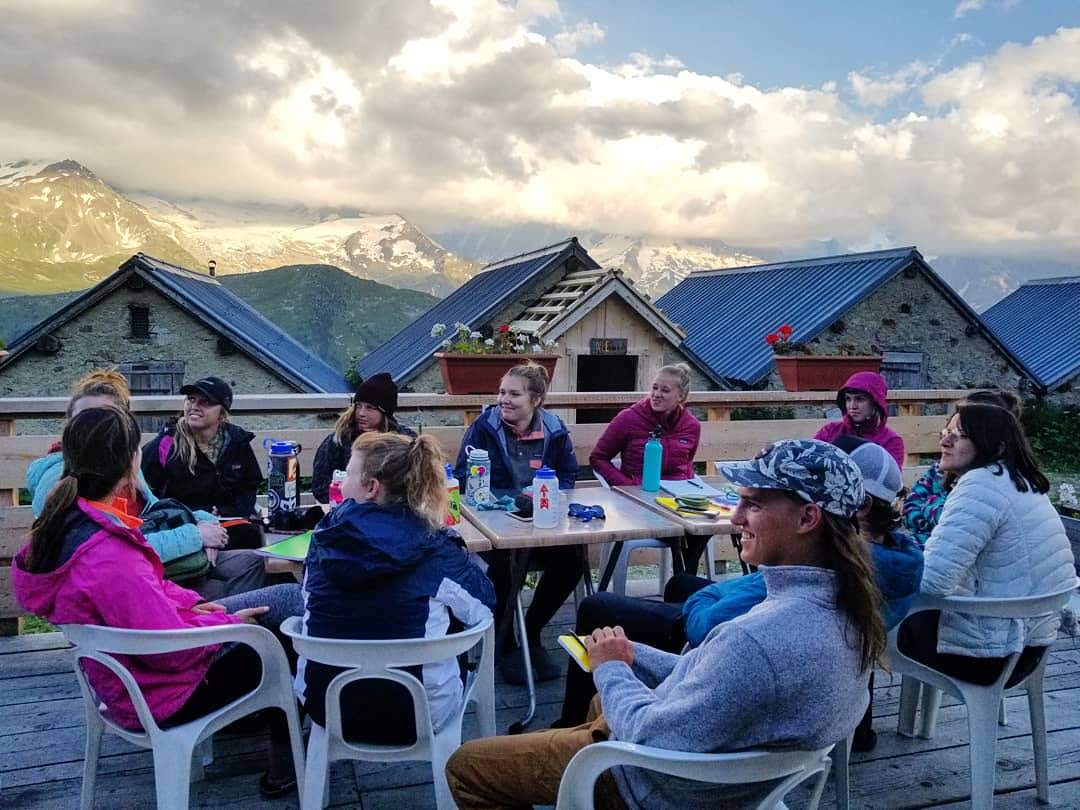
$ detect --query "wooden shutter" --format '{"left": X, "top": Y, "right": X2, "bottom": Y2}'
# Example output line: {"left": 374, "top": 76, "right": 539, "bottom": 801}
{"left": 118, "top": 361, "right": 185, "bottom": 432}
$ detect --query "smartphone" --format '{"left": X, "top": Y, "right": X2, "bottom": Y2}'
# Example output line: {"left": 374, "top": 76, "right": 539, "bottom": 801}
{"left": 506, "top": 510, "right": 533, "bottom": 523}
{"left": 557, "top": 634, "right": 592, "bottom": 672}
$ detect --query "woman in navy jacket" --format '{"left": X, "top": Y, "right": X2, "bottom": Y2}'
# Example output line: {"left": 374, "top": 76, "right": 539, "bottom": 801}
{"left": 299, "top": 431, "right": 495, "bottom": 745}
{"left": 453, "top": 362, "right": 580, "bottom": 684}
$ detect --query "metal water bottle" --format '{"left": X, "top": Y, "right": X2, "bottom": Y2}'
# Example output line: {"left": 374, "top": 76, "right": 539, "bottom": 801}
{"left": 464, "top": 446, "right": 492, "bottom": 506}
{"left": 532, "top": 466, "right": 559, "bottom": 528}
{"left": 264, "top": 439, "right": 302, "bottom": 519}
{"left": 642, "top": 428, "right": 663, "bottom": 493}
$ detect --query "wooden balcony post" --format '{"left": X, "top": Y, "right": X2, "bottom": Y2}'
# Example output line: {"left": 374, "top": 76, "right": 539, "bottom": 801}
{"left": 898, "top": 403, "right": 923, "bottom": 417}
{"left": 0, "top": 419, "right": 15, "bottom": 507}
{"left": 706, "top": 407, "right": 732, "bottom": 421}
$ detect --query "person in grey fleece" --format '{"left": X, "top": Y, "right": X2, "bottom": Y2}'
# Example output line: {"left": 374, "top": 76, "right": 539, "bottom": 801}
{"left": 446, "top": 439, "right": 886, "bottom": 810}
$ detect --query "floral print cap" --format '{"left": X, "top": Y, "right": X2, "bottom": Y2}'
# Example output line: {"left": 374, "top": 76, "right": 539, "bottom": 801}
{"left": 717, "top": 439, "right": 865, "bottom": 518}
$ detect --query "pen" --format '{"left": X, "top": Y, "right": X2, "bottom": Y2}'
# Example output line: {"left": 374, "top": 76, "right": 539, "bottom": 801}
{"left": 687, "top": 479, "right": 703, "bottom": 488}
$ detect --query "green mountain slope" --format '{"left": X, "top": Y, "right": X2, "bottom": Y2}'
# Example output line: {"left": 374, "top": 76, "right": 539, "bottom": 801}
{"left": 220, "top": 264, "right": 438, "bottom": 372}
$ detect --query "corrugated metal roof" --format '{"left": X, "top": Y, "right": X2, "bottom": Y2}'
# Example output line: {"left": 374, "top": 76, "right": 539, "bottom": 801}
{"left": 982, "top": 275, "right": 1080, "bottom": 390}
{"left": 656, "top": 247, "right": 931, "bottom": 385}
{"left": 357, "top": 238, "right": 598, "bottom": 384}
{"left": 125, "top": 255, "right": 350, "bottom": 392}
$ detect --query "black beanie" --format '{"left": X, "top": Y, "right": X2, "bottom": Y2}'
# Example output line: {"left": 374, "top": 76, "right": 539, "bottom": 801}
{"left": 353, "top": 372, "right": 398, "bottom": 416}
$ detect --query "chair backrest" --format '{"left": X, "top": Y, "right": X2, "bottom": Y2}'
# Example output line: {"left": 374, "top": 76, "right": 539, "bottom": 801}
{"left": 913, "top": 580, "right": 1079, "bottom": 620}
{"left": 556, "top": 740, "right": 834, "bottom": 810}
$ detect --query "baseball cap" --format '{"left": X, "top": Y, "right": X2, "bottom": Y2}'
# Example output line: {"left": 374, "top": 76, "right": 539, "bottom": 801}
{"left": 847, "top": 443, "right": 903, "bottom": 503}
{"left": 717, "top": 439, "right": 865, "bottom": 519}
{"left": 179, "top": 376, "right": 234, "bottom": 411}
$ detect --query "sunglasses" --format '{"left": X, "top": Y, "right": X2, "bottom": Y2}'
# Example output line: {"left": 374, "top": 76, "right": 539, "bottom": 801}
{"left": 567, "top": 503, "right": 606, "bottom": 522}
{"left": 939, "top": 428, "right": 968, "bottom": 443}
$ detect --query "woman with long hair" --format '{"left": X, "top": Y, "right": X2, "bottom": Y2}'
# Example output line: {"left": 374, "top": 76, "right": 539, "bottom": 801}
{"left": 899, "top": 402, "right": 1075, "bottom": 684}
{"left": 141, "top": 376, "right": 263, "bottom": 548}
{"left": 310, "top": 372, "right": 416, "bottom": 503}
{"left": 298, "top": 431, "right": 494, "bottom": 745}
{"left": 903, "top": 388, "right": 1022, "bottom": 546}
{"left": 453, "top": 361, "right": 580, "bottom": 684}
{"left": 13, "top": 405, "right": 304, "bottom": 797}
{"left": 447, "top": 440, "right": 884, "bottom": 809}
{"left": 26, "top": 369, "right": 265, "bottom": 598}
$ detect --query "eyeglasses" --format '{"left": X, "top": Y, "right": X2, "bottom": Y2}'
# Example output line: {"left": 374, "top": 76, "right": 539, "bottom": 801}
{"left": 568, "top": 503, "right": 606, "bottom": 522}
{"left": 939, "top": 428, "right": 968, "bottom": 443}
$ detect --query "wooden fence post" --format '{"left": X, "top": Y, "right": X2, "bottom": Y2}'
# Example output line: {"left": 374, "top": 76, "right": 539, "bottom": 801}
{"left": 0, "top": 419, "right": 15, "bottom": 507}
{"left": 706, "top": 407, "right": 732, "bottom": 421}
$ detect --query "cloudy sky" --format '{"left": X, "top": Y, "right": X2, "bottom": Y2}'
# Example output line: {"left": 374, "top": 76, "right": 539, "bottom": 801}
{"left": 1, "top": 0, "right": 1079, "bottom": 259}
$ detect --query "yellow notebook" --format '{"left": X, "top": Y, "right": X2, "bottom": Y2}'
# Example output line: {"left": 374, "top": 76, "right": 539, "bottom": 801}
{"left": 557, "top": 634, "right": 592, "bottom": 673}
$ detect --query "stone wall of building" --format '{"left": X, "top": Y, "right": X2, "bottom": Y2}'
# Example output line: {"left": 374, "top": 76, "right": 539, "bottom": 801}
{"left": 0, "top": 283, "right": 322, "bottom": 433}
{"left": 1047, "top": 372, "right": 1080, "bottom": 406}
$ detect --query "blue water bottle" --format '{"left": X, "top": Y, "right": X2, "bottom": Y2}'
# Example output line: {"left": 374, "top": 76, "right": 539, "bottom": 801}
{"left": 642, "top": 428, "right": 663, "bottom": 492}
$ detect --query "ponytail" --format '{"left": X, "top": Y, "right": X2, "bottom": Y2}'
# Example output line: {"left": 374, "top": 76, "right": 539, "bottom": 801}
{"left": 353, "top": 432, "right": 448, "bottom": 531}
{"left": 25, "top": 476, "right": 81, "bottom": 573}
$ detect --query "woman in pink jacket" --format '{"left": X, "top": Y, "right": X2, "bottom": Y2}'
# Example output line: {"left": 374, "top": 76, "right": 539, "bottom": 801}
{"left": 814, "top": 371, "right": 905, "bottom": 468}
{"left": 13, "top": 405, "right": 302, "bottom": 798}
{"left": 589, "top": 364, "right": 705, "bottom": 570}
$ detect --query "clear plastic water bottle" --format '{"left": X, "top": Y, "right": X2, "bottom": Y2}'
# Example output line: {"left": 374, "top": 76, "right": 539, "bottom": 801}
{"left": 642, "top": 428, "right": 663, "bottom": 492}
{"left": 328, "top": 469, "right": 347, "bottom": 506}
{"left": 465, "top": 446, "right": 492, "bottom": 506}
{"left": 532, "top": 466, "right": 559, "bottom": 528}
{"left": 445, "top": 463, "right": 462, "bottom": 525}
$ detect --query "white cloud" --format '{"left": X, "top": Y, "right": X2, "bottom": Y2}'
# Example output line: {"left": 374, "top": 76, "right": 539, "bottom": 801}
{"left": 0, "top": 2, "right": 1077, "bottom": 260}
{"left": 954, "top": 0, "right": 985, "bottom": 18}
{"left": 551, "top": 20, "right": 604, "bottom": 56}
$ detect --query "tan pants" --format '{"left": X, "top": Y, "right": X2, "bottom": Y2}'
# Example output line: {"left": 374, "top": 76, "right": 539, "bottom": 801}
{"left": 446, "top": 697, "right": 627, "bottom": 810}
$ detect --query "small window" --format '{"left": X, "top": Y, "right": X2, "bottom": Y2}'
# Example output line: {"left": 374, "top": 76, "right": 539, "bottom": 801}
{"left": 129, "top": 305, "right": 151, "bottom": 339}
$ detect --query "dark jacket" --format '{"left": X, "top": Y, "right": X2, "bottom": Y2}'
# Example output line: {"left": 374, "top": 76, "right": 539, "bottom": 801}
{"left": 298, "top": 499, "right": 495, "bottom": 731}
{"left": 589, "top": 398, "right": 701, "bottom": 486}
{"left": 453, "top": 405, "right": 578, "bottom": 494}
{"left": 310, "top": 419, "right": 417, "bottom": 503}
{"left": 142, "top": 423, "right": 263, "bottom": 517}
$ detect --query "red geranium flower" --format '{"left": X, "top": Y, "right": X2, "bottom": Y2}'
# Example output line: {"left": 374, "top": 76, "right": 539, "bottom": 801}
{"left": 765, "top": 333, "right": 779, "bottom": 346}
{"left": 778, "top": 324, "right": 793, "bottom": 338}
{"left": 499, "top": 323, "right": 510, "bottom": 333}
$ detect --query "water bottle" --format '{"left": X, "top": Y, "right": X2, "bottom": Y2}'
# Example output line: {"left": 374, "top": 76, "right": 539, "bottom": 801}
{"left": 642, "top": 429, "right": 663, "bottom": 492}
{"left": 445, "top": 463, "right": 462, "bottom": 525}
{"left": 328, "top": 470, "right": 347, "bottom": 506}
{"left": 532, "top": 466, "right": 559, "bottom": 528}
{"left": 464, "top": 446, "right": 492, "bottom": 506}
{"left": 264, "top": 439, "right": 302, "bottom": 519}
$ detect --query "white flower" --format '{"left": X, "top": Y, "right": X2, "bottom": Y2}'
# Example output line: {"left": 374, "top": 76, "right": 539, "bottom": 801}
{"left": 1061, "top": 483, "right": 1079, "bottom": 507}
{"left": 469, "top": 330, "right": 483, "bottom": 339}
{"left": 484, "top": 338, "right": 495, "bottom": 347}
{"left": 454, "top": 322, "right": 469, "bottom": 335}
{"left": 542, "top": 338, "right": 557, "bottom": 348}
{"left": 441, "top": 339, "right": 452, "bottom": 349}
{"left": 430, "top": 323, "right": 446, "bottom": 338}
{"left": 516, "top": 332, "right": 528, "bottom": 342}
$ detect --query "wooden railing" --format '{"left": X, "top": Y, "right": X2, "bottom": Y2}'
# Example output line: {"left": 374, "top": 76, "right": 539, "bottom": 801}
{"left": 0, "top": 389, "right": 968, "bottom": 634}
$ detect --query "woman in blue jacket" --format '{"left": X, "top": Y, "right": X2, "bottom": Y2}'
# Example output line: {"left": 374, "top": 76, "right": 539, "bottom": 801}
{"left": 299, "top": 431, "right": 495, "bottom": 745}
{"left": 453, "top": 361, "right": 580, "bottom": 684}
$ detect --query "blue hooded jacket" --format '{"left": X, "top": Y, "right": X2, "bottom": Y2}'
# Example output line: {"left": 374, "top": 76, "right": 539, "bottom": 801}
{"left": 453, "top": 404, "right": 578, "bottom": 494}
{"left": 682, "top": 530, "right": 924, "bottom": 647}
{"left": 297, "top": 499, "right": 495, "bottom": 732}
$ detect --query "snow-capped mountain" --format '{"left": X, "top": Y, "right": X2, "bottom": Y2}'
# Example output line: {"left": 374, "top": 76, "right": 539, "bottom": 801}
{"left": 133, "top": 194, "right": 480, "bottom": 297}
{"left": 0, "top": 159, "right": 197, "bottom": 292}
{"left": 585, "top": 235, "right": 761, "bottom": 296}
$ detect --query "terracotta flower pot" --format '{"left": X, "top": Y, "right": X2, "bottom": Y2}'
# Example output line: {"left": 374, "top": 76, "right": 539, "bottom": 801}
{"left": 434, "top": 353, "right": 560, "bottom": 395}
{"left": 773, "top": 355, "right": 883, "bottom": 392}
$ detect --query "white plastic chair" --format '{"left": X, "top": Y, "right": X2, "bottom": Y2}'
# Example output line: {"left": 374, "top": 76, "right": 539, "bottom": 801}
{"left": 554, "top": 740, "right": 834, "bottom": 810}
{"left": 61, "top": 622, "right": 306, "bottom": 810}
{"left": 593, "top": 467, "right": 715, "bottom": 594}
{"left": 280, "top": 614, "right": 495, "bottom": 810}
{"left": 886, "top": 581, "right": 1079, "bottom": 810}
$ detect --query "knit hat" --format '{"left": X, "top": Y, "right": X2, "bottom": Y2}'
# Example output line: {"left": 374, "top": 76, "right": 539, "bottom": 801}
{"left": 847, "top": 442, "right": 903, "bottom": 503}
{"left": 718, "top": 439, "right": 865, "bottom": 518}
{"left": 353, "top": 372, "right": 398, "bottom": 415}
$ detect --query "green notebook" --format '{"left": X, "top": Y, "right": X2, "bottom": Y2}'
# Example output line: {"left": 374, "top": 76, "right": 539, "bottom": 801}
{"left": 254, "top": 530, "right": 313, "bottom": 562}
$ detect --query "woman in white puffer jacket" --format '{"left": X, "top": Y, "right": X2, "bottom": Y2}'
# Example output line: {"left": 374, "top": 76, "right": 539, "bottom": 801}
{"left": 898, "top": 402, "right": 1076, "bottom": 684}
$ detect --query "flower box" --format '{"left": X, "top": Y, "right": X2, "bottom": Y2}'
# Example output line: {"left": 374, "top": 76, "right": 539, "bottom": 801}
{"left": 434, "top": 353, "right": 560, "bottom": 395}
{"left": 774, "top": 355, "right": 883, "bottom": 392}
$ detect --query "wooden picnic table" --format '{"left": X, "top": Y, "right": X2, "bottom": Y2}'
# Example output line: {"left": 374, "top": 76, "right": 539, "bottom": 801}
{"left": 615, "top": 476, "right": 747, "bottom": 575}
{"left": 460, "top": 488, "right": 683, "bottom": 731}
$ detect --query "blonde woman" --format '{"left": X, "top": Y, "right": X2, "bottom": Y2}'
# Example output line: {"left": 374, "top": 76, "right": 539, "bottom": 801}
{"left": 141, "top": 377, "right": 263, "bottom": 547}
{"left": 310, "top": 372, "right": 415, "bottom": 503}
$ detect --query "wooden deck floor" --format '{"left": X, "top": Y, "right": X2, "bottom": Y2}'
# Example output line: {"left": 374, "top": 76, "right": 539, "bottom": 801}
{"left": 2, "top": 601, "right": 1080, "bottom": 809}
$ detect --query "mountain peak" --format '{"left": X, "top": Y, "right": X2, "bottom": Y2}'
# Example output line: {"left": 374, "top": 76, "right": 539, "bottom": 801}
{"left": 43, "top": 159, "right": 98, "bottom": 180}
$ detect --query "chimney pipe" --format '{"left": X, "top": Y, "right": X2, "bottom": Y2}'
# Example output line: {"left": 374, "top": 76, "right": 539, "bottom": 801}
{"left": 208, "top": 259, "right": 217, "bottom": 277}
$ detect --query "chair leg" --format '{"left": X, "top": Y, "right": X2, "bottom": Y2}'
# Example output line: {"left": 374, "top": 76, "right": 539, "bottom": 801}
{"left": 704, "top": 538, "right": 717, "bottom": 582}
{"left": 897, "top": 676, "right": 921, "bottom": 738}
{"left": 658, "top": 546, "right": 672, "bottom": 591}
{"left": 1026, "top": 673, "right": 1051, "bottom": 804}
{"left": 612, "top": 546, "right": 630, "bottom": 597}
{"left": 303, "top": 723, "right": 331, "bottom": 810}
{"left": 918, "top": 685, "right": 942, "bottom": 739}
{"left": 152, "top": 741, "right": 192, "bottom": 810}
{"left": 80, "top": 711, "right": 104, "bottom": 810}
{"left": 831, "top": 735, "right": 851, "bottom": 810}
{"left": 998, "top": 697, "right": 1008, "bottom": 726}
{"left": 965, "top": 692, "right": 1001, "bottom": 810}
{"left": 284, "top": 702, "right": 307, "bottom": 803}
{"left": 430, "top": 726, "right": 461, "bottom": 810}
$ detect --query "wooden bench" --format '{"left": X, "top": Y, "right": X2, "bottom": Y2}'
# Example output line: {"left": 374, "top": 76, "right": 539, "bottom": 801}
{"left": 0, "top": 415, "right": 946, "bottom": 633}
